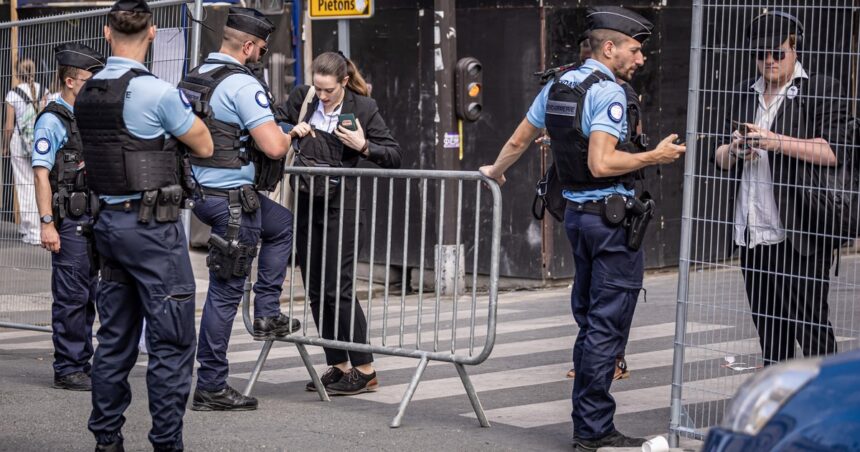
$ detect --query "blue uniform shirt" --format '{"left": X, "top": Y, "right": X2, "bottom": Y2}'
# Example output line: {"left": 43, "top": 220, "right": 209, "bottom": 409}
{"left": 191, "top": 52, "right": 275, "bottom": 189}
{"left": 31, "top": 96, "right": 73, "bottom": 170}
{"left": 95, "top": 57, "right": 195, "bottom": 204}
{"left": 526, "top": 58, "right": 633, "bottom": 203}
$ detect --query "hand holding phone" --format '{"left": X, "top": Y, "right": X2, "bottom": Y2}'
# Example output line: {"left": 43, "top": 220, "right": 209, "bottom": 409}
{"left": 731, "top": 120, "right": 750, "bottom": 136}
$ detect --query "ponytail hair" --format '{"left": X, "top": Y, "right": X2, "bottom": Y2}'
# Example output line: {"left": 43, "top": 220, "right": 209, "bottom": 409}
{"left": 312, "top": 51, "right": 370, "bottom": 97}
{"left": 16, "top": 59, "right": 37, "bottom": 102}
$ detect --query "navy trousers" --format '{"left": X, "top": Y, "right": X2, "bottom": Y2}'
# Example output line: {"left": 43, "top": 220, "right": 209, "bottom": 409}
{"left": 193, "top": 193, "right": 261, "bottom": 392}
{"left": 253, "top": 195, "right": 293, "bottom": 318}
{"left": 564, "top": 207, "right": 642, "bottom": 440}
{"left": 51, "top": 215, "right": 97, "bottom": 377}
{"left": 88, "top": 210, "right": 196, "bottom": 450}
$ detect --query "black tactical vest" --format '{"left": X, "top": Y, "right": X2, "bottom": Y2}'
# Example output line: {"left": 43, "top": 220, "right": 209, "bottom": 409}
{"left": 76, "top": 68, "right": 180, "bottom": 196}
{"left": 545, "top": 69, "right": 634, "bottom": 191}
{"left": 178, "top": 59, "right": 252, "bottom": 169}
{"left": 35, "top": 102, "right": 85, "bottom": 194}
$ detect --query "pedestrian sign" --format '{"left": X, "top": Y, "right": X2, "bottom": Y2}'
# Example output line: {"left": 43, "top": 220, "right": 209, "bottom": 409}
{"left": 309, "top": 0, "right": 373, "bottom": 20}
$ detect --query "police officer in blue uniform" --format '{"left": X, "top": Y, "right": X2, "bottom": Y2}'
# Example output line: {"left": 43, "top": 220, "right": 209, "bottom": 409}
{"left": 77, "top": 0, "right": 214, "bottom": 450}
{"left": 480, "top": 7, "right": 685, "bottom": 451}
{"left": 178, "top": 7, "right": 297, "bottom": 411}
{"left": 31, "top": 43, "right": 105, "bottom": 392}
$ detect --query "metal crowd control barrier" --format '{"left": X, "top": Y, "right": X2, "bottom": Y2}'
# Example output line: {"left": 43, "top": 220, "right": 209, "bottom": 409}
{"left": 670, "top": 1, "right": 860, "bottom": 446}
{"left": 240, "top": 167, "right": 502, "bottom": 428}
{"left": 0, "top": 0, "right": 201, "bottom": 332}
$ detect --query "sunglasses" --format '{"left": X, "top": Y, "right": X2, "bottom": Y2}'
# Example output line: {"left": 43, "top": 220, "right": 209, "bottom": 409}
{"left": 259, "top": 44, "right": 269, "bottom": 57}
{"left": 755, "top": 49, "right": 787, "bottom": 61}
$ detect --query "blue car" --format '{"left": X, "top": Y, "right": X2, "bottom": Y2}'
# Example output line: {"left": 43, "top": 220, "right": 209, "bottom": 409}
{"left": 703, "top": 349, "right": 860, "bottom": 451}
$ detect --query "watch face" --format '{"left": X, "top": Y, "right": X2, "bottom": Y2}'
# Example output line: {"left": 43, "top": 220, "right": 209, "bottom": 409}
{"left": 41, "top": 215, "right": 53, "bottom": 224}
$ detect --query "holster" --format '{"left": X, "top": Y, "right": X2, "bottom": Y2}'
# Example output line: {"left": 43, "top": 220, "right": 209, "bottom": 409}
{"left": 625, "top": 193, "right": 655, "bottom": 251}
{"left": 77, "top": 222, "right": 99, "bottom": 278}
{"left": 205, "top": 189, "right": 258, "bottom": 281}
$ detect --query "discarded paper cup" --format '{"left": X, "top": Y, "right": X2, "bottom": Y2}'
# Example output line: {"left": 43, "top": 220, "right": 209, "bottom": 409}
{"left": 642, "top": 435, "right": 669, "bottom": 452}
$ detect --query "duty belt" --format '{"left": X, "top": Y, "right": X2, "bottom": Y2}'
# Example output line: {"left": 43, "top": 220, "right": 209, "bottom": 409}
{"left": 101, "top": 199, "right": 141, "bottom": 212}
{"left": 567, "top": 200, "right": 603, "bottom": 216}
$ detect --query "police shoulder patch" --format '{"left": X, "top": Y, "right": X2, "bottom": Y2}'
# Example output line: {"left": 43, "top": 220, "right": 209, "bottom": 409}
{"left": 34, "top": 138, "right": 51, "bottom": 155}
{"left": 255, "top": 91, "right": 269, "bottom": 108}
{"left": 179, "top": 90, "right": 191, "bottom": 108}
{"left": 607, "top": 102, "right": 625, "bottom": 123}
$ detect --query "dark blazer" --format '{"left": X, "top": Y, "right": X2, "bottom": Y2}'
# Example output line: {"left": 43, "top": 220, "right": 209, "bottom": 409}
{"left": 718, "top": 73, "right": 851, "bottom": 255}
{"left": 281, "top": 85, "right": 401, "bottom": 169}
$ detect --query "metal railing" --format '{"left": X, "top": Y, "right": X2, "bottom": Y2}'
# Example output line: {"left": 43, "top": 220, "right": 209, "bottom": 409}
{"left": 240, "top": 166, "right": 502, "bottom": 428}
{"left": 0, "top": 0, "right": 200, "bottom": 332}
{"left": 670, "top": 1, "right": 860, "bottom": 445}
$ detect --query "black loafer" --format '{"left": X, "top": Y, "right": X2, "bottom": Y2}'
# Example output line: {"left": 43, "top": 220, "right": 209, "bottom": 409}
{"left": 54, "top": 371, "right": 92, "bottom": 391}
{"left": 253, "top": 313, "right": 301, "bottom": 340}
{"left": 573, "top": 430, "right": 646, "bottom": 451}
{"left": 305, "top": 366, "right": 345, "bottom": 392}
{"left": 191, "top": 385, "right": 258, "bottom": 411}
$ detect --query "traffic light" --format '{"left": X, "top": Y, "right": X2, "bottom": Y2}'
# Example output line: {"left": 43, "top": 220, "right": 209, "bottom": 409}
{"left": 456, "top": 57, "right": 483, "bottom": 122}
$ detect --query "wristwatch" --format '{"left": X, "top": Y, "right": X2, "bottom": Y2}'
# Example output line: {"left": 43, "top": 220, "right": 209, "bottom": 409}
{"left": 40, "top": 214, "right": 53, "bottom": 225}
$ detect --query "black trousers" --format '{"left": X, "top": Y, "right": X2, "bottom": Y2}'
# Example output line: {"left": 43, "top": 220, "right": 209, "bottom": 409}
{"left": 740, "top": 241, "right": 838, "bottom": 365}
{"left": 295, "top": 193, "right": 373, "bottom": 367}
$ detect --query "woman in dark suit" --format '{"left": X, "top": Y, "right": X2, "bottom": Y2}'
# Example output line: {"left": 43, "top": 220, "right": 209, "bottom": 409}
{"left": 282, "top": 51, "right": 401, "bottom": 395}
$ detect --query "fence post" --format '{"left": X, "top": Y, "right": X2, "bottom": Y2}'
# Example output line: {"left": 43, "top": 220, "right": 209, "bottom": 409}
{"left": 669, "top": 0, "right": 705, "bottom": 447}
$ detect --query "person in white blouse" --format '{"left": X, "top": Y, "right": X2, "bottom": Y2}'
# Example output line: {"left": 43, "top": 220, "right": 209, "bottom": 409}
{"left": 4, "top": 59, "right": 47, "bottom": 245}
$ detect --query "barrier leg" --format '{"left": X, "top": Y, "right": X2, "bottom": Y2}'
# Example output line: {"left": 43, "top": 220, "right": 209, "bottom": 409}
{"left": 455, "top": 363, "right": 489, "bottom": 427}
{"left": 243, "top": 340, "right": 274, "bottom": 397}
{"left": 297, "top": 342, "right": 330, "bottom": 402}
{"left": 390, "top": 355, "right": 429, "bottom": 428}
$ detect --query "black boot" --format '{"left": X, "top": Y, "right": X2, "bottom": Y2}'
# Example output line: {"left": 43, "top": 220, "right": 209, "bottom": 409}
{"left": 54, "top": 371, "right": 92, "bottom": 391}
{"left": 253, "top": 313, "right": 301, "bottom": 340}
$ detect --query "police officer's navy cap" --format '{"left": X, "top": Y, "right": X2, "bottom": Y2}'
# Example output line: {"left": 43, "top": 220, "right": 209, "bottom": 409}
{"left": 110, "top": 0, "right": 151, "bottom": 14}
{"left": 746, "top": 10, "right": 804, "bottom": 50}
{"left": 54, "top": 43, "right": 106, "bottom": 73}
{"left": 226, "top": 7, "right": 275, "bottom": 41}
{"left": 587, "top": 7, "right": 653, "bottom": 43}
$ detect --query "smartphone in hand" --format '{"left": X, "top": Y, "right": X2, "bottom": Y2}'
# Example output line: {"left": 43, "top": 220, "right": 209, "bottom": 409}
{"left": 338, "top": 113, "right": 358, "bottom": 132}
{"left": 731, "top": 120, "right": 750, "bottom": 136}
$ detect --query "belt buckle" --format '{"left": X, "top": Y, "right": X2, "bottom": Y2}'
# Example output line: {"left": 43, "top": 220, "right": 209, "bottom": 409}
{"left": 122, "top": 200, "right": 133, "bottom": 213}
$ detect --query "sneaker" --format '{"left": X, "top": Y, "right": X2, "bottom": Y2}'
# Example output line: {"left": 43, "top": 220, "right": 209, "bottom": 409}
{"left": 54, "top": 371, "right": 92, "bottom": 391}
{"left": 253, "top": 313, "right": 301, "bottom": 340}
{"left": 94, "top": 440, "right": 124, "bottom": 452}
{"left": 191, "top": 385, "right": 258, "bottom": 411}
{"left": 566, "top": 358, "right": 631, "bottom": 381}
{"left": 305, "top": 366, "right": 345, "bottom": 392}
{"left": 326, "top": 368, "right": 379, "bottom": 396}
{"left": 573, "top": 430, "right": 646, "bottom": 451}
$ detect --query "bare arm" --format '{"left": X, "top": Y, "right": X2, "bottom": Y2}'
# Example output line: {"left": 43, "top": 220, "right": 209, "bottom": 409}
{"left": 176, "top": 117, "right": 213, "bottom": 158}
{"left": 588, "top": 131, "right": 686, "bottom": 177}
{"left": 248, "top": 120, "right": 291, "bottom": 160}
{"left": 479, "top": 118, "right": 543, "bottom": 185}
{"left": 33, "top": 167, "right": 60, "bottom": 252}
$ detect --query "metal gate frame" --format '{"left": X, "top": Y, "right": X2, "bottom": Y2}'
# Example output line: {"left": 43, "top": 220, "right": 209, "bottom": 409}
{"left": 239, "top": 166, "right": 502, "bottom": 428}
